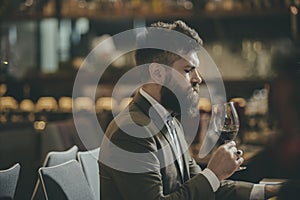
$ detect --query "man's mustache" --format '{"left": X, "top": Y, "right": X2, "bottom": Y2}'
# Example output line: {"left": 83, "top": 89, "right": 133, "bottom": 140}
{"left": 191, "top": 82, "right": 200, "bottom": 93}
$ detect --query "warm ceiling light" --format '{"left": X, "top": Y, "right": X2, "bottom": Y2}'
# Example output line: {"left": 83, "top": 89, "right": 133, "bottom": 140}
{"left": 74, "top": 97, "right": 94, "bottom": 112}
{"left": 290, "top": 5, "right": 298, "bottom": 15}
{"left": 59, "top": 97, "right": 73, "bottom": 113}
{"left": 96, "top": 97, "right": 117, "bottom": 112}
{"left": 0, "top": 96, "right": 18, "bottom": 110}
{"left": 20, "top": 99, "right": 35, "bottom": 112}
{"left": 36, "top": 97, "right": 58, "bottom": 112}
{"left": 198, "top": 98, "right": 211, "bottom": 112}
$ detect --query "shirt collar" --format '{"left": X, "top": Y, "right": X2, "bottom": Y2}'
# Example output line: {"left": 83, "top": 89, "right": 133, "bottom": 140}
{"left": 139, "top": 88, "right": 171, "bottom": 122}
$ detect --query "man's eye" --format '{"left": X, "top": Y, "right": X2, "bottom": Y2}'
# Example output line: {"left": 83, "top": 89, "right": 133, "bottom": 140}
{"left": 184, "top": 66, "right": 195, "bottom": 73}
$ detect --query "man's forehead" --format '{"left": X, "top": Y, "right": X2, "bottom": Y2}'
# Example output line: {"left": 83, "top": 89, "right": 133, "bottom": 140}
{"left": 176, "top": 51, "right": 200, "bottom": 67}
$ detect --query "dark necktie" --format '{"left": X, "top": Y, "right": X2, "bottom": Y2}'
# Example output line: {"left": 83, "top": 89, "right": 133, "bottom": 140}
{"left": 166, "top": 116, "right": 184, "bottom": 176}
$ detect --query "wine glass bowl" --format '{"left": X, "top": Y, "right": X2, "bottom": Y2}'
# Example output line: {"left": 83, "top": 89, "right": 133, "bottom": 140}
{"left": 212, "top": 101, "right": 246, "bottom": 171}
{"left": 213, "top": 102, "right": 240, "bottom": 143}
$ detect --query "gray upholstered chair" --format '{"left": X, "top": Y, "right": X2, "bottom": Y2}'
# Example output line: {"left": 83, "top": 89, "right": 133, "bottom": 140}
{"left": 38, "top": 159, "right": 96, "bottom": 200}
{"left": 77, "top": 147, "right": 100, "bottom": 200}
{"left": 0, "top": 163, "right": 20, "bottom": 199}
{"left": 31, "top": 145, "right": 78, "bottom": 200}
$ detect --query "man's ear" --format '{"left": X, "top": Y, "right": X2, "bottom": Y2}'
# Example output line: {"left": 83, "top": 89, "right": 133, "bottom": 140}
{"left": 149, "top": 63, "right": 166, "bottom": 84}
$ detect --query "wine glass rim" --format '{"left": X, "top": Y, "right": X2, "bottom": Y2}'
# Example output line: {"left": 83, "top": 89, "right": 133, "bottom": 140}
{"left": 212, "top": 101, "right": 235, "bottom": 106}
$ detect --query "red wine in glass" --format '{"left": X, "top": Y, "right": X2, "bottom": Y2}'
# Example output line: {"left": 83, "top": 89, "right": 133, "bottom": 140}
{"left": 213, "top": 102, "right": 246, "bottom": 171}
{"left": 218, "top": 129, "right": 239, "bottom": 143}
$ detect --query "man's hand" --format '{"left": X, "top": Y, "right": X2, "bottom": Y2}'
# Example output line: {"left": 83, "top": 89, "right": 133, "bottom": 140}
{"left": 207, "top": 141, "right": 244, "bottom": 181}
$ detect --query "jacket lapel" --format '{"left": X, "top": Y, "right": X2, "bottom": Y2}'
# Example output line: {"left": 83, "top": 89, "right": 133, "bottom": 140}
{"left": 133, "top": 92, "right": 187, "bottom": 183}
{"left": 161, "top": 124, "right": 185, "bottom": 183}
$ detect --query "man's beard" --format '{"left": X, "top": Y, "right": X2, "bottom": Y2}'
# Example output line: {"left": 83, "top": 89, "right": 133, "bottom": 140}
{"left": 160, "top": 85, "right": 200, "bottom": 118}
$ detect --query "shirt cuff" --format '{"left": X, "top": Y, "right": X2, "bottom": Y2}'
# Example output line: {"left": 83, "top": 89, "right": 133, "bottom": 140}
{"left": 250, "top": 183, "right": 265, "bottom": 200}
{"left": 200, "top": 168, "right": 220, "bottom": 192}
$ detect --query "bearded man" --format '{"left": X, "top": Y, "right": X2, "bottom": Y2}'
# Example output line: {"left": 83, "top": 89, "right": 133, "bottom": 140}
{"left": 99, "top": 20, "right": 279, "bottom": 200}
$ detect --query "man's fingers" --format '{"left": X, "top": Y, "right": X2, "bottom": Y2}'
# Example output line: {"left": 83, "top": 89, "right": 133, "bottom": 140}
{"left": 224, "top": 141, "right": 236, "bottom": 148}
{"left": 236, "top": 157, "right": 244, "bottom": 165}
{"left": 237, "top": 150, "right": 243, "bottom": 157}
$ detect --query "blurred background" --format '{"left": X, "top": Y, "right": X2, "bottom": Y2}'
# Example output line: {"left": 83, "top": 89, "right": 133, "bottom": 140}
{"left": 0, "top": 0, "right": 300, "bottom": 199}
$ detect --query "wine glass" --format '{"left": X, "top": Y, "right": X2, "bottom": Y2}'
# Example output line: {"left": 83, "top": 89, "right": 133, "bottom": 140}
{"left": 212, "top": 101, "right": 246, "bottom": 171}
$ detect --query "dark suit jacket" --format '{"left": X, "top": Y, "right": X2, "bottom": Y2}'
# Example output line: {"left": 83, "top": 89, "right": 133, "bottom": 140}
{"left": 99, "top": 92, "right": 254, "bottom": 200}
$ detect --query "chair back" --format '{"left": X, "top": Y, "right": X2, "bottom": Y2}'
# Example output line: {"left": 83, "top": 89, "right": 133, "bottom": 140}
{"left": 44, "top": 145, "right": 78, "bottom": 167}
{"left": 31, "top": 145, "right": 78, "bottom": 200}
{"left": 77, "top": 148, "right": 100, "bottom": 200}
{"left": 39, "top": 160, "right": 96, "bottom": 200}
{"left": 0, "top": 163, "right": 20, "bottom": 199}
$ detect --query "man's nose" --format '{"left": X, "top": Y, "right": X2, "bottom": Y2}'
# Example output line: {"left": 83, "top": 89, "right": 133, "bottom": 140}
{"left": 191, "top": 69, "right": 202, "bottom": 85}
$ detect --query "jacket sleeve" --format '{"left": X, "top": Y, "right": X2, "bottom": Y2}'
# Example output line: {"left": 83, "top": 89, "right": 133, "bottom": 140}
{"left": 187, "top": 153, "right": 254, "bottom": 200}
{"left": 216, "top": 180, "right": 254, "bottom": 200}
{"left": 100, "top": 124, "right": 215, "bottom": 200}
